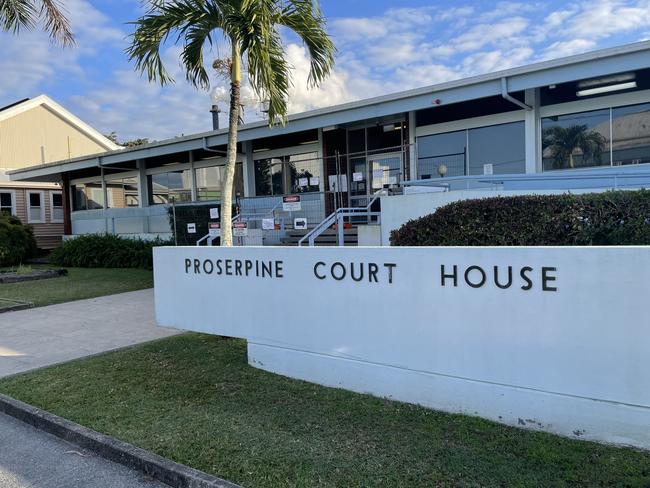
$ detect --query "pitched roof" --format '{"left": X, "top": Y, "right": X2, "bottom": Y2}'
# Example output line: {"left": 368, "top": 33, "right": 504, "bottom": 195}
{"left": 0, "top": 95, "right": 121, "bottom": 151}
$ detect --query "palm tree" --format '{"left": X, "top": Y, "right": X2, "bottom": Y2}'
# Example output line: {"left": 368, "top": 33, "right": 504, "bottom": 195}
{"left": 543, "top": 125, "right": 608, "bottom": 170}
{"left": 127, "top": 0, "right": 335, "bottom": 246}
{"left": 0, "top": 0, "right": 74, "bottom": 45}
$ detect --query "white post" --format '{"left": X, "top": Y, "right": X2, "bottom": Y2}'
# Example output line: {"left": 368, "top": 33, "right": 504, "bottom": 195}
{"left": 524, "top": 88, "right": 541, "bottom": 174}
{"left": 137, "top": 159, "right": 149, "bottom": 208}
{"left": 136, "top": 159, "right": 150, "bottom": 234}
{"left": 243, "top": 140, "right": 255, "bottom": 198}
{"left": 408, "top": 111, "right": 417, "bottom": 180}
{"left": 189, "top": 150, "right": 197, "bottom": 201}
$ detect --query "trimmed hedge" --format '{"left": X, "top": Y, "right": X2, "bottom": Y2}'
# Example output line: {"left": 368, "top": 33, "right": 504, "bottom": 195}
{"left": 50, "top": 234, "right": 172, "bottom": 269}
{"left": 0, "top": 214, "right": 37, "bottom": 266}
{"left": 390, "top": 190, "right": 650, "bottom": 246}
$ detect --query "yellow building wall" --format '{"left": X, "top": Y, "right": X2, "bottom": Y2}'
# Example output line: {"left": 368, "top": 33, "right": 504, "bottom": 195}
{"left": 0, "top": 105, "right": 108, "bottom": 169}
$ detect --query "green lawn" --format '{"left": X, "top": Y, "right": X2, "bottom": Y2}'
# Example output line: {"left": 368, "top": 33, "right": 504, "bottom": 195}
{"left": 0, "top": 334, "right": 648, "bottom": 488}
{"left": 0, "top": 267, "right": 153, "bottom": 307}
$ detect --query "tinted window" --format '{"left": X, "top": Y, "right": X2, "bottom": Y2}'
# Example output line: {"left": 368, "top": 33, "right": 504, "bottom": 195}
{"left": 468, "top": 122, "right": 525, "bottom": 175}
{"left": 149, "top": 170, "right": 191, "bottom": 204}
{"left": 542, "top": 109, "right": 610, "bottom": 170}
{"left": 612, "top": 103, "right": 650, "bottom": 166}
{"left": 417, "top": 131, "right": 466, "bottom": 178}
{"left": 52, "top": 193, "right": 63, "bottom": 207}
{"left": 196, "top": 163, "right": 244, "bottom": 201}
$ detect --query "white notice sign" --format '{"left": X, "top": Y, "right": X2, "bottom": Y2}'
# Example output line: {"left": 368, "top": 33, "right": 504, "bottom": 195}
{"left": 309, "top": 177, "right": 320, "bottom": 187}
{"left": 209, "top": 207, "right": 219, "bottom": 219}
{"left": 294, "top": 218, "right": 307, "bottom": 230}
{"left": 262, "top": 218, "right": 275, "bottom": 230}
{"left": 483, "top": 164, "right": 494, "bottom": 175}
{"left": 208, "top": 223, "right": 220, "bottom": 237}
{"left": 187, "top": 223, "right": 196, "bottom": 234}
{"left": 298, "top": 177, "right": 309, "bottom": 187}
{"left": 353, "top": 172, "right": 364, "bottom": 182}
{"left": 282, "top": 195, "right": 302, "bottom": 212}
{"left": 232, "top": 222, "right": 248, "bottom": 237}
{"left": 328, "top": 175, "right": 348, "bottom": 192}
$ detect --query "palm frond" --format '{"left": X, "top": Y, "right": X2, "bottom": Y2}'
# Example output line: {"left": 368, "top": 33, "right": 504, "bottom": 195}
{"left": 40, "top": 0, "right": 74, "bottom": 45}
{"left": 0, "top": 0, "right": 37, "bottom": 34}
{"left": 278, "top": 0, "right": 335, "bottom": 87}
{"left": 239, "top": 0, "right": 291, "bottom": 124}
{"left": 127, "top": 0, "right": 226, "bottom": 87}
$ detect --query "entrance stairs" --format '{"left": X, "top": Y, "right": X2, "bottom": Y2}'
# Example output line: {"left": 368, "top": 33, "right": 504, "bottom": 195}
{"left": 281, "top": 227, "right": 359, "bottom": 246}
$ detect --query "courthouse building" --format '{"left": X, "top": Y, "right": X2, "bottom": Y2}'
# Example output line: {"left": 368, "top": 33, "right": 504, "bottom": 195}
{"left": 8, "top": 41, "right": 650, "bottom": 245}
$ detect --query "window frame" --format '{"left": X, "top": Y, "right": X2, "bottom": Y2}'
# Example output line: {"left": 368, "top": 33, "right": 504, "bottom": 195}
{"left": 0, "top": 189, "right": 16, "bottom": 216}
{"left": 50, "top": 191, "right": 64, "bottom": 223}
{"left": 27, "top": 190, "right": 46, "bottom": 224}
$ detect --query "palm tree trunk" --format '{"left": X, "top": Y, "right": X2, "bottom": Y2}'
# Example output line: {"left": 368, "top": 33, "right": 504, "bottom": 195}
{"left": 220, "top": 42, "right": 241, "bottom": 247}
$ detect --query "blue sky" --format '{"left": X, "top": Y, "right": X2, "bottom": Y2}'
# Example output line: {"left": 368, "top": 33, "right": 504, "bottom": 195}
{"left": 1, "top": 1, "right": 650, "bottom": 141}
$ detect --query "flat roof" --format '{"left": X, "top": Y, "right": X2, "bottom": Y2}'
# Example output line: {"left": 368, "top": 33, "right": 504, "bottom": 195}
{"left": 10, "top": 40, "right": 650, "bottom": 182}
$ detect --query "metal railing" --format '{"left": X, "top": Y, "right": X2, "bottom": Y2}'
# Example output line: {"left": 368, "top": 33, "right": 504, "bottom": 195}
{"left": 196, "top": 213, "right": 242, "bottom": 246}
{"left": 298, "top": 190, "right": 386, "bottom": 247}
{"left": 402, "top": 165, "right": 650, "bottom": 193}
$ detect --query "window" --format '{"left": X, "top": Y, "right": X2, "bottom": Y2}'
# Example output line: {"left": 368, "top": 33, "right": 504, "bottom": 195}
{"left": 417, "top": 131, "right": 467, "bottom": 178}
{"left": 106, "top": 177, "right": 139, "bottom": 208}
{"left": 50, "top": 192, "right": 64, "bottom": 222}
{"left": 195, "top": 163, "right": 244, "bottom": 201}
{"left": 417, "top": 122, "right": 526, "bottom": 179}
{"left": 542, "top": 109, "right": 610, "bottom": 170}
{"left": 27, "top": 191, "right": 45, "bottom": 223}
{"left": 468, "top": 122, "right": 525, "bottom": 175}
{"left": 254, "top": 152, "right": 320, "bottom": 196}
{"left": 72, "top": 182, "right": 104, "bottom": 211}
{"left": 612, "top": 103, "right": 650, "bottom": 166}
{"left": 148, "top": 169, "right": 192, "bottom": 204}
{"left": 0, "top": 191, "right": 14, "bottom": 216}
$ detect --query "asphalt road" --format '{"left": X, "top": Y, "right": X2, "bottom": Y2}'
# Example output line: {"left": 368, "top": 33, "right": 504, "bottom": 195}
{"left": 0, "top": 412, "right": 168, "bottom": 488}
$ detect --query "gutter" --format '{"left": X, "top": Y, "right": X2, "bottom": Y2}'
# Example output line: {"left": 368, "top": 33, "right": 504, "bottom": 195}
{"left": 500, "top": 77, "right": 532, "bottom": 110}
{"left": 203, "top": 136, "right": 227, "bottom": 155}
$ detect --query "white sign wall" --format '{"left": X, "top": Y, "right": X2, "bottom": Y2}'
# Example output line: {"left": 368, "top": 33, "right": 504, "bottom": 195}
{"left": 154, "top": 246, "right": 650, "bottom": 449}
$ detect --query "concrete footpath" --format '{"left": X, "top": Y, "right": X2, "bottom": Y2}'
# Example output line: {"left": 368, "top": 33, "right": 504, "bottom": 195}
{"left": 0, "top": 290, "right": 182, "bottom": 487}
{"left": 0, "top": 289, "right": 180, "bottom": 377}
{"left": 0, "top": 411, "right": 167, "bottom": 488}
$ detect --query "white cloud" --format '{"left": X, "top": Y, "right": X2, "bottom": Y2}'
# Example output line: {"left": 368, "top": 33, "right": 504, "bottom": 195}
{"left": 7, "top": 0, "right": 650, "bottom": 141}
{"left": 541, "top": 39, "right": 597, "bottom": 59}
{"left": 0, "top": 0, "right": 124, "bottom": 102}
{"left": 567, "top": 0, "right": 650, "bottom": 39}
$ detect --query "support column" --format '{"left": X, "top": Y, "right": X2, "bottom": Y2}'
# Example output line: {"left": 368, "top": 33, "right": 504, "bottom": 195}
{"left": 189, "top": 150, "right": 197, "bottom": 201}
{"left": 408, "top": 111, "right": 417, "bottom": 180}
{"left": 61, "top": 174, "right": 72, "bottom": 236}
{"left": 317, "top": 128, "right": 324, "bottom": 191}
{"left": 137, "top": 159, "right": 149, "bottom": 208}
{"left": 136, "top": 159, "right": 150, "bottom": 234}
{"left": 524, "top": 88, "right": 541, "bottom": 174}
{"left": 243, "top": 140, "right": 255, "bottom": 197}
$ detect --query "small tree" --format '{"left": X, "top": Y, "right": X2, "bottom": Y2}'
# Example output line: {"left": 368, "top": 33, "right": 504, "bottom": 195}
{"left": 127, "top": 0, "right": 335, "bottom": 245}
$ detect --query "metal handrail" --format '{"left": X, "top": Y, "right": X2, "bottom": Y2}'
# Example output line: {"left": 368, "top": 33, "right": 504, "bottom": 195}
{"left": 299, "top": 190, "right": 386, "bottom": 247}
{"left": 196, "top": 213, "right": 241, "bottom": 246}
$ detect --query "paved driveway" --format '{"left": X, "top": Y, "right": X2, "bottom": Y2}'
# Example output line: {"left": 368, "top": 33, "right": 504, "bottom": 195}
{"left": 0, "top": 289, "right": 180, "bottom": 378}
{"left": 0, "top": 412, "right": 168, "bottom": 488}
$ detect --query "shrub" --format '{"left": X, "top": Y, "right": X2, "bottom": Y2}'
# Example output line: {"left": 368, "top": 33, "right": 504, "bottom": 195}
{"left": 50, "top": 234, "right": 172, "bottom": 269}
{"left": 0, "top": 214, "right": 37, "bottom": 266}
{"left": 390, "top": 190, "right": 650, "bottom": 246}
